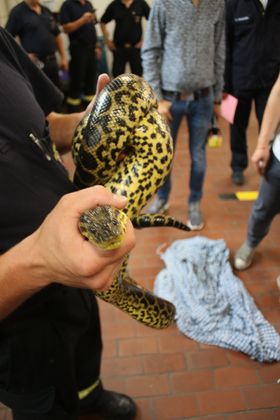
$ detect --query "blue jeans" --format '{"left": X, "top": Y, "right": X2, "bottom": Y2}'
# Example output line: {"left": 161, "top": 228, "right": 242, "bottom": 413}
{"left": 247, "top": 153, "right": 280, "bottom": 247}
{"left": 157, "top": 91, "right": 214, "bottom": 204}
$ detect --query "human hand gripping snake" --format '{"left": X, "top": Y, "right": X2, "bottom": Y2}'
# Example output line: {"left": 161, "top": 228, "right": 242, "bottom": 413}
{"left": 72, "top": 74, "right": 190, "bottom": 329}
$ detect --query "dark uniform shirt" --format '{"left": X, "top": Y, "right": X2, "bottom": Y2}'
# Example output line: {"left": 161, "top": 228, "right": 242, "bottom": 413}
{"left": 0, "top": 29, "right": 101, "bottom": 414}
{"left": 5, "top": 1, "right": 60, "bottom": 59}
{"left": 100, "top": 0, "right": 150, "bottom": 47}
{"left": 0, "top": 29, "right": 72, "bottom": 254}
{"left": 60, "top": 0, "right": 97, "bottom": 46}
{"left": 225, "top": 0, "right": 280, "bottom": 92}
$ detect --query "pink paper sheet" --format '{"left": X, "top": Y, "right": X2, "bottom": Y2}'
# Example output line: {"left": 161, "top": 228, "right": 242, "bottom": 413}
{"left": 221, "top": 94, "right": 238, "bottom": 124}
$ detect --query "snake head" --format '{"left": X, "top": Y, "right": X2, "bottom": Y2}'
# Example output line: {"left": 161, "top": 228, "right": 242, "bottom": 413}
{"left": 79, "top": 205, "right": 128, "bottom": 250}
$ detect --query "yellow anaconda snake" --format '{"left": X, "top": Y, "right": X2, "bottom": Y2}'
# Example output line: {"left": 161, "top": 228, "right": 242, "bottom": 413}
{"left": 72, "top": 74, "right": 190, "bottom": 329}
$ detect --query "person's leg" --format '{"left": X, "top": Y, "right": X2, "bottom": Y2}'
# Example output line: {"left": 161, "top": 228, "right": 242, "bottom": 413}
{"left": 247, "top": 177, "right": 280, "bottom": 248}
{"left": 13, "top": 403, "right": 74, "bottom": 420}
{"left": 112, "top": 47, "right": 127, "bottom": 77}
{"left": 76, "top": 294, "right": 136, "bottom": 419}
{"left": 234, "top": 154, "right": 280, "bottom": 270}
{"left": 83, "top": 47, "right": 98, "bottom": 105}
{"left": 129, "top": 48, "right": 143, "bottom": 76}
{"left": 67, "top": 43, "right": 87, "bottom": 111}
{"left": 148, "top": 97, "right": 185, "bottom": 212}
{"left": 187, "top": 92, "right": 213, "bottom": 204}
{"left": 230, "top": 91, "right": 252, "bottom": 182}
{"left": 4, "top": 288, "right": 97, "bottom": 420}
{"left": 43, "top": 56, "right": 60, "bottom": 89}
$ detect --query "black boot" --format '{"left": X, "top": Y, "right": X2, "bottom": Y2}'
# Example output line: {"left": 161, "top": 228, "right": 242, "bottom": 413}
{"left": 79, "top": 383, "right": 137, "bottom": 420}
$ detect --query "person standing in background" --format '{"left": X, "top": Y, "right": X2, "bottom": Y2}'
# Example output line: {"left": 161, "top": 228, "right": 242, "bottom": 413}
{"left": 60, "top": 0, "right": 101, "bottom": 112}
{"left": 224, "top": 0, "right": 280, "bottom": 186}
{"left": 100, "top": 0, "right": 150, "bottom": 77}
{"left": 142, "top": 0, "right": 225, "bottom": 230}
{"left": 234, "top": 71, "right": 280, "bottom": 271}
{"left": 5, "top": 0, "right": 68, "bottom": 89}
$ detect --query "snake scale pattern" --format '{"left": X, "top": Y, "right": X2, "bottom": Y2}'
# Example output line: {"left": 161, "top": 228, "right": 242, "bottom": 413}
{"left": 72, "top": 74, "right": 190, "bottom": 329}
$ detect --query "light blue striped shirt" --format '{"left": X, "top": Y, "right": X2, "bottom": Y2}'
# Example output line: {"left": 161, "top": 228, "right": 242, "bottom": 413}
{"left": 141, "top": 0, "right": 225, "bottom": 101}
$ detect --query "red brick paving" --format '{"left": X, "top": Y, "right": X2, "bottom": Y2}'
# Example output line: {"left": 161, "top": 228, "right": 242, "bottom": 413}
{"left": 0, "top": 113, "right": 279, "bottom": 419}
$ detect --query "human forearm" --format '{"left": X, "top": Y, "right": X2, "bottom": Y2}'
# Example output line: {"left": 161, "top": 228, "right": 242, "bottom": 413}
{"left": 62, "top": 12, "right": 93, "bottom": 34}
{"left": 213, "top": 4, "right": 226, "bottom": 100}
{"left": 0, "top": 235, "right": 48, "bottom": 320}
{"left": 100, "top": 23, "right": 110, "bottom": 42}
{"left": 257, "top": 73, "right": 280, "bottom": 148}
{"left": 47, "top": 111, "right": 84, "bottom": 152}
{"left": 55, "top": 34, "right": 67, "bottom": 62}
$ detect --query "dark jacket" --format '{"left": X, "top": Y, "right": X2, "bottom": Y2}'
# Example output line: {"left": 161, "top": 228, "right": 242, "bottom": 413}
{"left": 225, "top": 0, "right": 280, "bottom": 92}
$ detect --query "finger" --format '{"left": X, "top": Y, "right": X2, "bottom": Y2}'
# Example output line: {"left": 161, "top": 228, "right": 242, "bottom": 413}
{"left": 96, "top": 74, "right": 110, "bottom": 95}
{"left": 86, "top": 261, "right": 122, "bottom": 291}
{"left": 60, "top": 186, "right": 128, "bottom": 218}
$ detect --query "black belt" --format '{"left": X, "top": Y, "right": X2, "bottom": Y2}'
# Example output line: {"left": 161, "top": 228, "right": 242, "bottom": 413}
{"left": 163, "top": 87, "right": 211, "bottom": 101}
{"left": 117, "top": 43, "right": 137, "bottom": 48}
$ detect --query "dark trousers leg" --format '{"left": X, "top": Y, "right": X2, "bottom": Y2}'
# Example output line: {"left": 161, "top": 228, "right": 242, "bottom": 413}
{"left": 156, "top": 98, "right": 185, "bottom": 201}
{"left": 13, "top": 405, "right": 75, "bottom": 420}
{"left": 128, "top": 48, "right": 143, "bottom": 76}
{"left": 10, "top": 292, "right": 102, "bottom": 420}
{"left": 43, "top": 57, "right": 60, "bottom": 89}
{"left": 68, "top": 43, "right": 88, "bottom": 101}
{"left": 230, "top": 88, "right": 271, "bottom": 172}
{"left": 112, "top": 47, "right": 127, "bottom": 77}
{"left": 230, "top": 93, "right": 252, "bottom": 172}
{"left": 83, "top": 49, "right": 97, "bottom": 99}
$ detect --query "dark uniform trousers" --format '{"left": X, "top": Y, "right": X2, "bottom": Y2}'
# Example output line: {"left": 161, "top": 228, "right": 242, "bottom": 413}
{"left": 42, "top": 55, "right": 60, "bottom": 89}
{"left": 69, "top": 41, "right": 97, "bottom": 102}
{"left": 230, "top": 88, "right": 272, "bottom": 172}
{"left": 113, "top": 45, "right": 142, "bottom": 78}
{"left": 0, "top": 287, "right": 102, "bottom": 420}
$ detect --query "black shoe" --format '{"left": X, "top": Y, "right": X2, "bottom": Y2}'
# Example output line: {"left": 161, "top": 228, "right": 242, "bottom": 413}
{"left": 79, "top": 384, "right": 137, "bottom": 419}
{"left": 231, "top": 171, "right": 244, "bottom": 186}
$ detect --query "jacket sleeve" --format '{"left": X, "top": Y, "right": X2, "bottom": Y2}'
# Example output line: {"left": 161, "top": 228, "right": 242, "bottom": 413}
{"left": 213, "top": 1, "right": 226, "bottom": 101}
{"left": 224, "top": 0, "right": 234, "bottom": 93}
{"left": 141, "top": 0, "right": 165, "bottom": 101}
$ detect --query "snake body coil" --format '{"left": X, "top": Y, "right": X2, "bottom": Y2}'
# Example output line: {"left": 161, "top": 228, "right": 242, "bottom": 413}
{"left": 73, "top": 74, "right": 190, "bottom": 329}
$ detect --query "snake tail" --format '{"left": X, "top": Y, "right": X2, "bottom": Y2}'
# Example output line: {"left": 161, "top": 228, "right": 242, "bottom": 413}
{"left": 132, "top": 214, "right": 191, "bottom": 231}
{"left": 96, "top": 273, "right": 176, "bottom": 329}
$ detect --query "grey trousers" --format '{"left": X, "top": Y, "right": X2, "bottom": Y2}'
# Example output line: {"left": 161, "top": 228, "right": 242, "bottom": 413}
{"left": 247, "top": 152, "right": 280, "bottom": 247}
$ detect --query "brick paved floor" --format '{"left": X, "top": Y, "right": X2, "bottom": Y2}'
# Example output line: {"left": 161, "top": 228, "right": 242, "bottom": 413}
{"left": 0, "top": 111, "right": 279, "bottom": 420}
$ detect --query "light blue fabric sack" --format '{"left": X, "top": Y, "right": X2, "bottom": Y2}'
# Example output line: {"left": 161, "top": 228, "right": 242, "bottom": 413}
{"left": 154, "top": 236, "right": 280, "bottom": 362}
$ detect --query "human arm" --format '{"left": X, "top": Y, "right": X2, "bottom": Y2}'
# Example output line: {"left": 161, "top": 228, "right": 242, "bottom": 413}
{"left": 47, "top": 73, "right": 110, "bottom": 152}
{"left": 251, "top": 72, "right": 280, "bottom": 174}
{"left": 5, "top": 7, "right": 20, "bottom": 38}
{"left": 133, "top": 2, "right": 150, "bottom": 49}
{"left": 100, "top": 22, "right": 115, "bottom": 51}
{"left": 213, "top": 0, "right": 226, "bottom": 104}
{"left": 224, "top": 0, "right": 234, "bottom": 94}
{"left": 55, "top": 33, "right": 68, "bottom": 71}
{"left": 141, "top": 0, "right": 165, "bottom": 101}
{"left": 0, "top": 186, "right": 135, "bottom": 321}
{"left": 158, "top": 100, "right": 172, "bottom": 122}
{"left": 61, "top": 12, "right": 95, "bottom": 34}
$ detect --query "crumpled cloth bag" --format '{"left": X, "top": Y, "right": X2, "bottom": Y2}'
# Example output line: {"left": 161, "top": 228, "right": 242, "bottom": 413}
{"left": 154, "top": 236, "right": 280, "bottom": 362}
